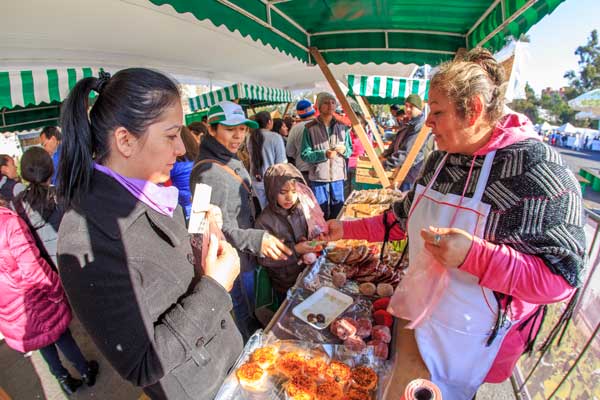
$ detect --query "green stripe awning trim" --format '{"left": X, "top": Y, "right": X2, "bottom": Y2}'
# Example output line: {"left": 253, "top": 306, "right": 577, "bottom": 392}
{"left": 346, "top": 74, "right": 429, "bottom": 105}
{"left": 188, "top": 83, "right": 293, "bottom": 112}
{"left": 150, "top": 0, "right": 565, "bottom": 66}
{"left": 0, "top": 67, "right": 103, "bottom": 110}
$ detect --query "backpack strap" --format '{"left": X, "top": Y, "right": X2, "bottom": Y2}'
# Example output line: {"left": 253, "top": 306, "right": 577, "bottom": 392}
{"left": 193, "top": 159, "right": 252, "bottom": 194}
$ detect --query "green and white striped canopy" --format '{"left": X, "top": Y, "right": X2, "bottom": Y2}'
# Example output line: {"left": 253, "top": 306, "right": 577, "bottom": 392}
{"left": 346, "top": 74, "right": 429, "bottom": 105}
{"left": 189, "top": 83, "right": 293, "bottom": 112}
{"left": 0, "top": 67, "right": 101, "bottom": 109}
{"left": 0, "top": 67, "right": 102, "bottom": 132}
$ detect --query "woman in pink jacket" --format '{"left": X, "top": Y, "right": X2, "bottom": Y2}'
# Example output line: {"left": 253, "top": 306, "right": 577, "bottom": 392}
{"left": 0, "top": 204, "right": 98, "bottom": 396}
{"left": 325, "top": 48, "right": 585, "bottom": 400}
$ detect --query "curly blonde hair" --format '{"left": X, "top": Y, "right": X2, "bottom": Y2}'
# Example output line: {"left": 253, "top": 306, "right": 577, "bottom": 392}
{"left": 430, "top": 47, "right": 507, "bottom": 124}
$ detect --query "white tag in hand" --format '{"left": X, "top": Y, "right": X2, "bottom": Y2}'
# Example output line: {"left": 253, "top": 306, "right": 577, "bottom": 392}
{"left": 188, "top": 183, "right": 212, "bottom": 234}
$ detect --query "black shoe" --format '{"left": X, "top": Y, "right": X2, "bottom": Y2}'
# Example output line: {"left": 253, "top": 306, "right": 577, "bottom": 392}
{"left": 57, "top": 374, "right": 83, "bottom": 395}
{"left": 82, "top": 360, "right": 99, "bottom": 387}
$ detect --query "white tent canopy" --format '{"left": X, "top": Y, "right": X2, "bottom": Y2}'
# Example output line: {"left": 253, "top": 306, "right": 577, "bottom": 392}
{"left": 558, "top": 123, "right": 578, "bottom": 134}
{"left": 0, "top": 0, "right": 416, "bottom": 91}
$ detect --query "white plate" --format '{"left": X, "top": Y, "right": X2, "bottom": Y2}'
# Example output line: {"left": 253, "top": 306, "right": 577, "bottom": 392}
{"left": 292, "top": 287, "right": 354, "bottom": 330}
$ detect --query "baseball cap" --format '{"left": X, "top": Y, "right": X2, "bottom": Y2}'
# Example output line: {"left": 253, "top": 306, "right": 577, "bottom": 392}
{"left": 207, "top": 101, "right": 258, "bottom": 129}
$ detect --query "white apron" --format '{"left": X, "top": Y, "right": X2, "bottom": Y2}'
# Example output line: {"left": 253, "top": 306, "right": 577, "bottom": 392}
{"left": 404, "top": 151, "right": 513, "bottom": 400}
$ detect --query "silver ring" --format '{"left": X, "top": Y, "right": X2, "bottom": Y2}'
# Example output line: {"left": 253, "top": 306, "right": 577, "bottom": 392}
{"left": 433, "top": 234, "right": 442, "bottom": 246}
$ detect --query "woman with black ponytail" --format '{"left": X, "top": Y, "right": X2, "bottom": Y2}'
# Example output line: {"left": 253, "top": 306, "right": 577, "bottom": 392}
{"left": 56, "top": 69, "right": 243, "bottom": 400}
{"left": 14, "top": 147, "right": 63, "bottom": 269}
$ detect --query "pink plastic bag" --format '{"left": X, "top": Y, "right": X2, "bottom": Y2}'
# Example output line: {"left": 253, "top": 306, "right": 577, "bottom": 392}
{"left": 386, "top": 242, "right": 449, "bottom": 329}
{"left": 296, "top": 182, "right": 328, "bottom": 239}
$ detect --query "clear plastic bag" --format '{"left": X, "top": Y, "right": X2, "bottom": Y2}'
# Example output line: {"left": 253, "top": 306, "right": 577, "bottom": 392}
{"left": 387, "top": 245, "right": 448, "bottom": 329}
{"left": 296, "top": 182, "right": 328, "bottom": 239}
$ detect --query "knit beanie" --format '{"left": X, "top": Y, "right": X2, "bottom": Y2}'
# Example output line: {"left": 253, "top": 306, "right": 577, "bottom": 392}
{"left": 405, "top": 94, "right": 423, "bottom": 110}
{"left": 296, "top": 99, "right": 315, "bottom": 118}
{"left": 316, "top": 92, "right": 336, "bottom": 109}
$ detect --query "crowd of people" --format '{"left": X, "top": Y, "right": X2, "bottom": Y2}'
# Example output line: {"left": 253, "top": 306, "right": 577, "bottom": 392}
{"left": 0, "top": 47, "right": 586, "bottom": 400}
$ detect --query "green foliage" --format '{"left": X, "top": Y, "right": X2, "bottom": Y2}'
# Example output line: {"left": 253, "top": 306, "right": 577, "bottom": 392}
{"left": 509, "top": 83, "right": 540, "bottom": 123}
{"left": 564, "top": 30, "right": 600, "bottom": 95}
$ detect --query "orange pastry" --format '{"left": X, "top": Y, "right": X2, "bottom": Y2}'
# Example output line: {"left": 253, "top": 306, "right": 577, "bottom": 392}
{"left": 236, "top": 362, "right": 267, "bottom": 392}
{"left": 250, "top": 346, "right": 278, "bottom": 370}
{"left": 286, "top": 374, "right": 317, "bottom": 400}
{"left": 350, "top": 365, "right": 378, "bottom": 391}
{"left": 324, "top": 361, "right": 351, "bottom": 386}
{"left": 344, "top": 387, "right": 371, "bottom": 400}
{"left": 316, "top": 381, "right": 344, "bottom": 400}
{"left": 276, "top": 351, "right": 306, "bottom": 378}
{"left": 305, "top": 356, "right": 329, "bottom": 381}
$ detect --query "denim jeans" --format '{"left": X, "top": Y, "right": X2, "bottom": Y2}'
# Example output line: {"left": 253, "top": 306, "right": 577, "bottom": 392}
{"left": 230, "top": 270, "right": 259, "bottom": 342}
{"left": 309, "top": 180, "right": 345, "bottom": 220}
{"left": 39, "top": 329, "right": 88, "bottom": 378}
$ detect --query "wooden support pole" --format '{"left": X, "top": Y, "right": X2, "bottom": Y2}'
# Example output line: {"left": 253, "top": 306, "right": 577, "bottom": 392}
{"left": 362, "top": 97, "right": 387, "bottom": 139}
{"left": 391, "top": 123, "right": 431, "bottom": 188}
{"left": 282, "top": 102, "right": 292, "bottom": 116}
{"left": 355, "top": 96, "right": 385, "bottom": 151}
{"left": 309, "top": 47, "right": 391, "bottom": 188}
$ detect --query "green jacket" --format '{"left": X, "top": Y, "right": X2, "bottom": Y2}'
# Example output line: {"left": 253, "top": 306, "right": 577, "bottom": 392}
{"left": 300, "top": 116, "right": 352, "bottom": 182}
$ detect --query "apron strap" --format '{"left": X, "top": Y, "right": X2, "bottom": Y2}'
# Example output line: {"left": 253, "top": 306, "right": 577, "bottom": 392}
{"left": 472, "top": 150, "right": 496, "bottom": 203}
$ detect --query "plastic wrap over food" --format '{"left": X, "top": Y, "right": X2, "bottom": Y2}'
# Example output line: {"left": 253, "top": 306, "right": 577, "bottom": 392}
{"left": 215, "top": 330, "right": 393, "bottom": 400}
{"left": 296, "top": 182, "right": 328, "bottom": 239}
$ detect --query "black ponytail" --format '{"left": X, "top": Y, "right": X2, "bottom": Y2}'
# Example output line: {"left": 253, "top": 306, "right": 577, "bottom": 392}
{"left": 249, "top": 111, "right": 271, "bottom": 177}
{"left": 17, "top": 147, "right": 56, "bottom": 217}
{"left": 58, "top": 68, "right": 180, "bottom": 207}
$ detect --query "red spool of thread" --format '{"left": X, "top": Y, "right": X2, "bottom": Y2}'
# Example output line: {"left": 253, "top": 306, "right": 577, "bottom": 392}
{"left": 401, "top": 379, "right": 442, "bottom": 400}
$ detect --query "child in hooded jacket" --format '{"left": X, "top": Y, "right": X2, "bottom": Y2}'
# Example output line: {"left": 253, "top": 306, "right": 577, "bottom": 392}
{"left": 255, "top": 163, "right": 325, "bottom": 302}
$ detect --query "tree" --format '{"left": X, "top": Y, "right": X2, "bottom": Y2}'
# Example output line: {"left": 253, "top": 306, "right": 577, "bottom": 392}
{"left": 564, "top": 30, "right": 600, "bottom": 96}
{"left": 509, "top": 83, "right": 540, "bottom": 123}
{"left": 539, "top": 89, "right": 579, "bottom": 125}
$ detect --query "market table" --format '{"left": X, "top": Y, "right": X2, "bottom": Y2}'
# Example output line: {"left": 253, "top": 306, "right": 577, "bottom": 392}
{"left": 264, "top": 296, "right": 430, "bottom": 399}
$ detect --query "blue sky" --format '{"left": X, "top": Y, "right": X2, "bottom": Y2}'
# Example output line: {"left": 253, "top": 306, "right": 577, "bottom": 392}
{"left": 525, "top": 0, "right": 599, "bottom": 94}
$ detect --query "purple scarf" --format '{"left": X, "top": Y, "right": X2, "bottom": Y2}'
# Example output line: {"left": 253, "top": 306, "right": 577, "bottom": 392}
{"left": 94, "top": 163, "right": 179, "bottom": 217}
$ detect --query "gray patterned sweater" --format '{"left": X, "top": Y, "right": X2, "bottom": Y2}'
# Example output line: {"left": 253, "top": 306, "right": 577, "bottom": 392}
{"left": 393, "top": 138, "right": 585, "bottom": 288}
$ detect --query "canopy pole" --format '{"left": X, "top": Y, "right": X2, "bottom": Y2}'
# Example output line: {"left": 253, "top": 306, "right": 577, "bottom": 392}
{"left": 358, "top": 96, "right": 385, "bottom": 150}
{"left": 283, "top": 102, "right": 292, "bottom": 116}
{"left": 309, "top": 47, "right": 391, "bottom": 188}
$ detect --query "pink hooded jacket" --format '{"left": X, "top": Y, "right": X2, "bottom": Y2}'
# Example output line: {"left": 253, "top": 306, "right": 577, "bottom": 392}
{"left": 0, "top": 207, "right": 72, "bottom": 352}
{"left": 343, "top": 113, "right": 574, "bottom": 382}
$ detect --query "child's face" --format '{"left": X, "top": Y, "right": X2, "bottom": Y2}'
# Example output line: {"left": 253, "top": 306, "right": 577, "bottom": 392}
{"left": 277, "top": 180, "right": 298, "bottom": 210}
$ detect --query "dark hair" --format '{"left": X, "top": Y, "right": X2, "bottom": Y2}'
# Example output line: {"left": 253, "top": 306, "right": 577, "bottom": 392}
{"left": 17, "top": 147, "right": 56, "bottom": 215}
{"left": 272, "top": 118, "right": 285, "bottom": 135}
{"left": 40, "top": 126, "right": 61, "bottom": 141}
{"left": 188, "top": 121, "right": 208, "bottom": 138}
{"left": 390, "top": 104, "right": 401, "bottom": 111}
{"left": 249, "top": 111, "right": 272, "bottom": 177}
{"left": 0, "top": 154, "right": 11, "bottom": 175}
{"left": 283, "top": 116, "right": 293, "bottom": 130}
{"left": 201, "top": 115, "right": 207, "bottom": 123}
{"left": 177, "top": 126, "right": 199, "bottom": 162}
{"left": 58, "top": 68, "right": 180, "bottom": 206}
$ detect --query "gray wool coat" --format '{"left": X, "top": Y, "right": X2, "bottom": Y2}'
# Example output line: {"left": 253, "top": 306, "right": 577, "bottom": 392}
{"left": 58, "top": 170, "right": 243, "bottom": 400}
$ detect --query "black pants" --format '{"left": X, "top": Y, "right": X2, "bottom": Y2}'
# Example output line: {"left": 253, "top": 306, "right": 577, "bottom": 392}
{"left": 39, "top": 329, "right": 88, "bottom": 378}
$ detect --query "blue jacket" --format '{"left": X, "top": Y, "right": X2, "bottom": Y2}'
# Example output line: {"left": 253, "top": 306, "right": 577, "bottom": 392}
{"left": 170, "top": 159, "right": 194, "bottom": 220}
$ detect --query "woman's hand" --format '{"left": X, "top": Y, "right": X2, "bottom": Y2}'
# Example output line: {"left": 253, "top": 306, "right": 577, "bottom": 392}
{"left": 319, "top": 220, "right": 343, "bottom": 242}
{"left": 421, "top": 226, "right": 474, "bottom": 268}
{"left": 261, "top": 232, "right": 293, "bottom": 261}
{"left": 326, "top": 149, "right": 338, "bottom": 159}
{"left": 294, "top": 240, "right": 323, "bottom": 255}
{"left": 203, "top": 234, "right": 240, "bottom": 291}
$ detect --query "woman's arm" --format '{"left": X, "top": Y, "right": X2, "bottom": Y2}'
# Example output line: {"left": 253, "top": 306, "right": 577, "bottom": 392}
{"left": 342, "top": 212, "right": 406, "bottom": 242}
{"left": 460, "top": 236, "right": 574, "bottom": 303}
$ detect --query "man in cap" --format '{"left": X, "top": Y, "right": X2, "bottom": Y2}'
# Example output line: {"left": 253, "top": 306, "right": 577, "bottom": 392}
{"left": 300, "top": 93, "right": 352, "bottom": 220}
{"left": 286, "top": 99, "right": 316, "bottom": 183}
{"left": 380, "top": 94, "right": 428, "bottom": 190}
